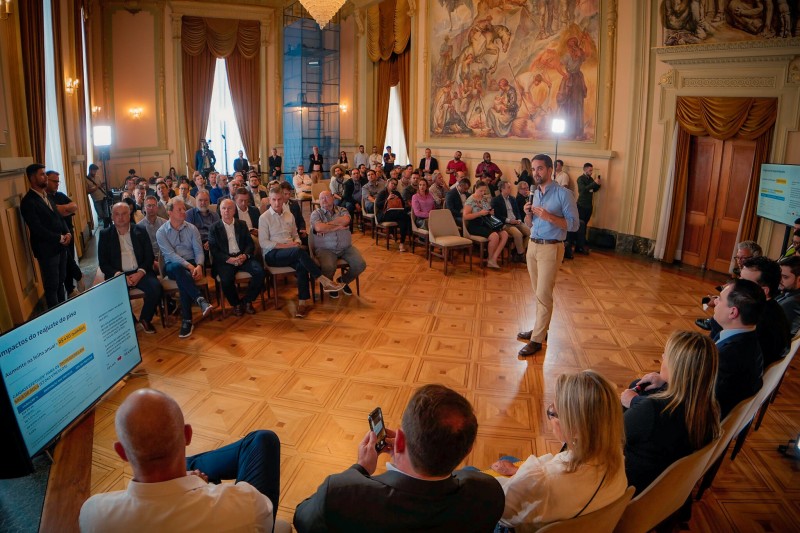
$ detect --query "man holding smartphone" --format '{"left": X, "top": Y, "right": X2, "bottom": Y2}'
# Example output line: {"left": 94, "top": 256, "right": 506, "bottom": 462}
{"left": 293, "top": 385, "right": 504, "bottom": 532}
{"left": 518, "top": 154, "right": 580, "bottom": 357}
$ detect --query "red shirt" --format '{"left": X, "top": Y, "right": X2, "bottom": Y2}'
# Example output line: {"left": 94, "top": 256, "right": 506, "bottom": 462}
{"left": 446, "top": 160, "right": 468, "bottom": 185}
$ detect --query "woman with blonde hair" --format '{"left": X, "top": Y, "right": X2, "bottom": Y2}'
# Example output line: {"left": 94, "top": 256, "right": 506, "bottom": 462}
{"left": 491, "top": 370, "right": 627, "bottom": 531}
{"left": 516, "top": 157, "right": 533, "bottom": 186}
{"left": 622, "top": 330, "right": 721, "bottom": 494}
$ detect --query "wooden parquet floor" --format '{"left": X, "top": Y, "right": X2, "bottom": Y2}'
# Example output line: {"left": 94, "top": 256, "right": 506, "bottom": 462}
{"left": 88, "top": 231, "right": 800, "bottom": 532}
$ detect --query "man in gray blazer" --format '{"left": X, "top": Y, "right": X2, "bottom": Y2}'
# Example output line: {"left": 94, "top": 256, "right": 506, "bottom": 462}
{"left": 293, "top": 384, "right": 504, "bottom": 532}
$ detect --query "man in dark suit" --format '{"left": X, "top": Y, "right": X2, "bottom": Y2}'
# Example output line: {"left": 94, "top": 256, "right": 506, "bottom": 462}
{"left": 98, "top": 202, "right": 162, "bottom": 333}
{"left": 626, "top": 279, "right": 765, "bottom": 418}
{"left": 418, "top": 147, "right": 439, "bottom": 177}
{"left": 293, "top": 384, "right": 505, "bottom": 532}
{"left": 268, "top": 148, "right": 282, "bottom": 180}
{"left": 777, "top": 255, "right": 800, "bottom": 335}
{"left": 233, "top": 187, "right": 260, "bottom": 236}
{"left": 208, "top": 199, "right": 264, "bottom": 316}
{"left": 445, "top": 177, "right": 471, "bottom": 228}
{"left": 492, "top": 180, "right": 530, "bottom": 262}
{"left": 233, "top": 150, "right": 249, "bottom": 174}
{"left": 194, "top": 139, "right": 216, "bottom": 178}
{"left": 20, "top": 164, "right": 72, "bottom": 309}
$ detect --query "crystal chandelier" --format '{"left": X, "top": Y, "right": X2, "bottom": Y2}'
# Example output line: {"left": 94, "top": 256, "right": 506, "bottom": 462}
{"left": 299, "top": 0, "right": 345, "bottom": 29}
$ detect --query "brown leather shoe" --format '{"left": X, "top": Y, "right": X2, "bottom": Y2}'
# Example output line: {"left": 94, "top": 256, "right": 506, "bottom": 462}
{"left": 233, "top": 303, "right": 244, "bottom": 317}
{"left": 518, "top": 341, "right": 542, "bottom": 357}
{"left": 517, "top": 330, "right": 533, "bottom": 342}
{"left": 244, "top": 302, "right": 256, "bottom": 315}
{"left": 295, "top": 303, "right": 311, "bottom": 318}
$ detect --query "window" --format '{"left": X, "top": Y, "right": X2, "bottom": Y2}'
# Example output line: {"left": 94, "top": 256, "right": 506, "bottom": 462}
{"left": 383, "top": 86, "right": 409, "bottom": 166}
{"left": 205, "top": 59, "right": 245, "bottom": 175}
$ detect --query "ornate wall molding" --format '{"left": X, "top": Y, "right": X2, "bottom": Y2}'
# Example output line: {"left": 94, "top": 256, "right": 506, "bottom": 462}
{"left": 655, "top": 37, "right": 800, "bottom": 55}
{"left": 659, "top": 69, "right": 675, "bottom": 87}
{"left": 682, "top": 76, "right": 776, "bottom": 88}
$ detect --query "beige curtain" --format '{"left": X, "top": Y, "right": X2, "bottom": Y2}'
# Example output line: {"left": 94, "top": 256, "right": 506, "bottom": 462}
{"left": 663, "top": 97, "right": 778, "bottom": 263}
{"left": 396, "top": 47, "right": 411, "bottom": 151}
{"left": 181, "top": 17, "right": 260, "bottom": 171}
{"left": 19, "top": 0, "right": 46, "bottom": 163}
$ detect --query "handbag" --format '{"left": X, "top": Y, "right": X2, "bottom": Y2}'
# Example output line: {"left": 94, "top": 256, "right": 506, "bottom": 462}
{"left": 481, "top": 214, "right": 504, "bottom": 232}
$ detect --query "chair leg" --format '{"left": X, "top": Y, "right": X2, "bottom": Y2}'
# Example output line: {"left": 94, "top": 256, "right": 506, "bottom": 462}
{"left": 696, "top": 450, "right": 726, "bottom": 500}
{"left": 753, "top": 398, "right": 770, "bottom": 431}
{"left": 272, "top": 274, "right": 280, "bottom": 309}
{"left": 730, "top": 420, "right": 752, "bottom": 461}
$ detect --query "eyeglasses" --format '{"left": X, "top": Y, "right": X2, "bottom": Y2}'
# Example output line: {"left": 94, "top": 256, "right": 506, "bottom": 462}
{"left": 546, "top": 403, "right": 558, "bottom": 420}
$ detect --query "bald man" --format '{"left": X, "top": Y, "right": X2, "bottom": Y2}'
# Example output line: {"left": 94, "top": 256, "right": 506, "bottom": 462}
{"left": 80, "top": 389, "right": 280, "bottom": 532}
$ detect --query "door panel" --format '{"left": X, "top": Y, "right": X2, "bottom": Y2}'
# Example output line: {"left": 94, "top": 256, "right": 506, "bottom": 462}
{"left": 682, "top": 137, "right": 722, "bottom": 268}
{"left": 708, "top": 139, "right": 756, "bottom": 274}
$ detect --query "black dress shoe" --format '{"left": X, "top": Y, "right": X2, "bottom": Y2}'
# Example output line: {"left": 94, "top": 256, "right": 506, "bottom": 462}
{"left": 695, "top": 318, "right": 712, "bottom": 331}
{"left": 233, "top": 304, "right": 244, "bottom": 317}
{"left": 517, "top": 330, "right": 532, "bottom": 341}
{"left": 139, "top": 319, "right": 156, "bottom": 334}
{"left": 244, "top": 302, "right": 257, "bottom": 315}
{"left": 519, "top": 341, "right": 542, "bottom": 357}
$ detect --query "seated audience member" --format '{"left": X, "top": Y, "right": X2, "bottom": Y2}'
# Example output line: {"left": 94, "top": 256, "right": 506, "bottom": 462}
{"left": 234, "top": 187, "right": 260, "bottom": 236}
{"left": 621, "top": 331, "right": 721, "bottom": 494}
{"left": 98, "top": 203, "right": 161, "bottom": 334}
{"left": 783, "top": 230, "right": 800, "bottom": 258}
{"left": 209, "top": 173, "right": 227, "bottom": 204}
{"left": 445, "top": 177, "right": 471, "bottom": 228}
{"left": 446, "top": 150, "right": 468, "bottom": 186}
{"left": 164, "top": 176, "right": 177, "bottom": 197}
{"left": 185, "top": 190, "right": 220, "bottom": 253}
{"left": 80, "top": 389, "right": 279, "bottom": 532}
{"left": 258, "top": 189, "right": 343, "bottom": 318}
{"left": 375, "top": 177, "right": 410, "bottom": 252}
{"left": 516, "top": 180, "right": 531, "bottom": 214}
{"left": 350, "top": 168, "right": 365, "bottom": 207}
{"left": 293, "top": 165, "right": 313, "bottom": 200}
{"left": 411, "top": 177, "right": 435, "bottom": 230}
{"left": 491, "top": 371, "right": 627, "bottom": 530}
{"left": 362, "top": 169, "right": 384, "bottom": 214}
{"left": 429, "top": 171, "right": 448, "bottom": 208}
{"left": 630, "top": 279, "right": 765, "bottom": 418}
{"left": 133, "top": 186, "right": 147, "bottom": 222}
{"left": 208, "top": 199, "right": 264, "bottom": 316}
{"left": 492, "top": 180, "right": 530, "bottom": 262}
{"left": 777, "top": 255, "right": 800, "bottom": 335}
{"left": 329, "top": 164, "right": 355, "bottom": 217}
{"left": 463, "top": 182, "right": 508, "bottom": 269}
{"left": 190, "top": 173, "right": 207, "bottom": 197}
{"left": 396, "top": 168, "right": 413, "bottom": 197}
{"left": 137, "top": 196, "right": 167, "bottom": 264}
{"left": 278, "top": 181, "right": 308, "bottom": 245}
{"left": 155, "top": 180, "right": 171, "bottom": 218}
{"left": 248, "top": 172, "right": 268, "bottom": 204}
{"left": 402, "top": 171, "right": 421, "bottom": 205}
{"left": 294, "top": 384, "right": 504, "bottom": 532}
{"left": 337, "top": 150, "right": 349, "bottom": 168}
{"left": 310, "top": 192, "right": 366, "bottom": 299}
{"left": 737, "top": 257, "right": 790, "bottom": 367}
{"left": 156, "top": 198, "right": 213, "bottom": 338}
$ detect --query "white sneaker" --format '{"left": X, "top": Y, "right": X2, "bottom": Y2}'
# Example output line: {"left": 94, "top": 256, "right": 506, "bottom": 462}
{"left": 318, "top": 276, "right": 345, "bottom": 293}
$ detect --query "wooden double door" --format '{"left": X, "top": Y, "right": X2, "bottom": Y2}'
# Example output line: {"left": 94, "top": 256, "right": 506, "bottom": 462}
{"left": 682, "top": 136, "right": 755, "bottom": 273}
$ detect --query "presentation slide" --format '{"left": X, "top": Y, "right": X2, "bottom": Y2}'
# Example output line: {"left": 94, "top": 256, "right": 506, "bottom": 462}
{"left": 0, "top": 275, "right": 141, "bottom": 456}
{"left": 757, "top": 164, "right": 800, "bottom": 226}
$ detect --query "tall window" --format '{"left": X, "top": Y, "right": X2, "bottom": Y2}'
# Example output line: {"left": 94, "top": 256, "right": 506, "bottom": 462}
{"left": 383, "top": 86, "right": 409, "bottom": 166}
{"left": 205, "top": 59, "right": 245, "bottom": 175}
{"left": 43, "top": 0, "right": 65, "bottom": 193}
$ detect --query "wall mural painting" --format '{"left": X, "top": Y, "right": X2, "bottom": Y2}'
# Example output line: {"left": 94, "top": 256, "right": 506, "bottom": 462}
{"left": 430, "top": 0, "right": 601, "bottom": 142}
{"left": 662, "top": 0, "right": 799, "bottom": 45}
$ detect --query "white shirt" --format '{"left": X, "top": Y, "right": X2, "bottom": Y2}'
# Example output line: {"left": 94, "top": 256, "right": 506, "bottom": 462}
{"left": 237, "top": 207, "right": 253, "bottom": 230}
{"left": 79, "top": 475, "right": 273, "bottom": 533}
{"left": 258, "top": 207, "right": 299, "bottom": 252}
{"left": 368, "top": 153, "right": 382, "bottom": 169}
{"left": 293, "top": 173, "right": 313, "bottom": 194}
{"left": 222, "top": 219, "right": 240, "bottom": 254}
{"left": 496, "top": 451, "right": 627, "bottom": 532}
{"left": 555, "top": 171, "right": 576, "bottom": 197}
{"left": 117, "top": 229, "right": 138, "bottom": 272}
{"left": 354, "top": 151, "right": 369, "bottom": 169}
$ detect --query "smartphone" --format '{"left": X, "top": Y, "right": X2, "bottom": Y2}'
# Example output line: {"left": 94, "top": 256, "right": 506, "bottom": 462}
{"left": 368, "top": 407, "right": 387, "bottom": 452}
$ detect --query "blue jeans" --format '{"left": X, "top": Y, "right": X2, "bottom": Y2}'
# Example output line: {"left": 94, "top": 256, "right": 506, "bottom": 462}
{"left": 265, "top": 247, "right": 322, "bottom": 301}
{"left": 315, "top": 246, "right": 366, "bottom": 284}
{"left": 165, "top": 261, "right": 201, "bottom": 321}
{"left": 186, "top": 430, "right": 281, "bottom": 524}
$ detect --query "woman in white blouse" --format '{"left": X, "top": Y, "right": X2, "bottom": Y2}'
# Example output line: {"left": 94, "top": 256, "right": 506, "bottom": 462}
{"left": 491, "top": 370, "right": 627, "bottom": 532}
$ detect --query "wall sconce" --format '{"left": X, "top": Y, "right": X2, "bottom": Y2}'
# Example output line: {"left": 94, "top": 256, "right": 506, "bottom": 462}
{"left": 91, "top": 106, "right": 102, "bottom": 116}
{"left": 65, "top": 78, "right": 80, "bottom": 95}
{"left": 129, "top": 107, "right": 143, "bottom": 119}
{"left": 0, "top": 0, "right": 12, "bottom": 21}
{"left": 339, "top": 103, "right": 348, "bottom": 113}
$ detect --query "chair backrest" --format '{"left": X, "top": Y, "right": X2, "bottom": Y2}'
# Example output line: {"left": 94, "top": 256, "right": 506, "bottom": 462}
{"left": 209, "top": 203, "right": 218, "bottom": 214}
{"left": 429, "top": 209, "right": 460, "bottom": 240}
{"left": 461, "top": 217, "right": 472, "bottom": 238}
{"left": 701, "top": 394, "right": 753, "bottom": 475}
{"left": 539, "top": 486, "right": 635, "bottom": 533}
{"left": 311, "top": 182, "right": 329, "bottom": 202}
{"left": 307, "top": 227, "right": 317, "bottom": 257}
{"left": 614, "top": 435, "right": 720, "bottom": 533}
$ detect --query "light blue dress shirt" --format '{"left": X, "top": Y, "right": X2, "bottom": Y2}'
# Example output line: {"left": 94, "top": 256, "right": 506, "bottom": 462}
{"left": 529, "top": 180, "right": 580, "bottom": 241}
{"left": 156, "top": 221, "right": 204, "bottom": 267}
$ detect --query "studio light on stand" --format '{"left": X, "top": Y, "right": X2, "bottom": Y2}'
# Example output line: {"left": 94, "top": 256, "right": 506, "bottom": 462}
{"left": 551, "top": 118, "right": 566, "bottom": 164}
{"left": 93, "top": 125, "right": 112, "bottom": 215}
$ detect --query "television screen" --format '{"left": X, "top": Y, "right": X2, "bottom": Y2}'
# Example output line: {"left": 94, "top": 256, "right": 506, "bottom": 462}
{"left": 0, "top": 274, "right": 141, "bottom": 458}
{"left": 757, "top": 164, "right": 800, "bottom": 226}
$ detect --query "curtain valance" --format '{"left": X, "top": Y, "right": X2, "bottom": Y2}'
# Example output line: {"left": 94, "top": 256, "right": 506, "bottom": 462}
{"left": 366, "top": 0, "right": 410, "bottom": 62}
{"left": 181, "top": 16, "right": 260, "bottom": 59}
{"left": 675, "top": 97, "right": 777, "bottom": 141}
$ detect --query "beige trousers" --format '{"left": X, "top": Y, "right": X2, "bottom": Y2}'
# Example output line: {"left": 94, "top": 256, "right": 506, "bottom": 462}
{"left": 504, "top": 224, "right": 531, "bottom": 254}
{"left": 526, "top": 241, "right": 565, "bottom": 343}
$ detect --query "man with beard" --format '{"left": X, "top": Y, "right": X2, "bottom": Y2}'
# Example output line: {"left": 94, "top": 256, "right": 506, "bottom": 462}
{"left": 445, "top": 150, "right": 468, "bottom": 186}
